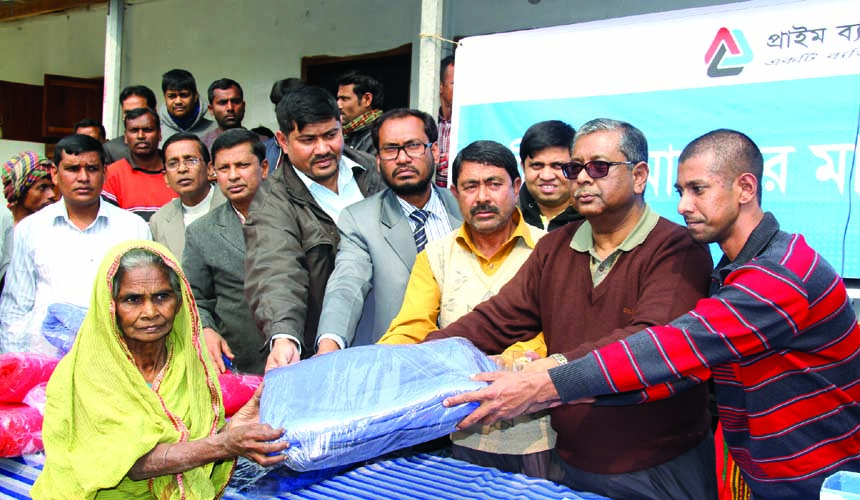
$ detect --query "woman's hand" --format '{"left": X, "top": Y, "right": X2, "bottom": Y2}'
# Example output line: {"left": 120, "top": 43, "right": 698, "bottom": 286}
{"left": 222, "top": 383, "right": 289, "bottom": 466}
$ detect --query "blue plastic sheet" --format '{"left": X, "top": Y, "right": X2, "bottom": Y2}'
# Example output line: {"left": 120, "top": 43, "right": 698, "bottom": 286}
{"left": 260, "top": 337, "right": 497, "bottom": 472}
{"left": 40, "top": 303, "right": 87, "bottom": 356}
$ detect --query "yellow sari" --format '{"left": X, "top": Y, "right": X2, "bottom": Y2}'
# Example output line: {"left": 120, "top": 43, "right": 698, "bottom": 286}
{"left": 31, "top": 240, "right": 234, "bottom": 499}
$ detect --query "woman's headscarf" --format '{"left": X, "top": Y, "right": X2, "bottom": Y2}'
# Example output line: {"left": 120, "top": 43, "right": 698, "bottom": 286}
{"left": 1, "top": 151, "right": 51, "bottom": 207}
{"left": 31, "top": 240, "right": 234, "bottom": 499}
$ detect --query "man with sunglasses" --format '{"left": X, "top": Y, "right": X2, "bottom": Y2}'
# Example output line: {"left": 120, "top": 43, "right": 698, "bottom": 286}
{"left": 444, "top": 129, "right": 860, "bottom": 499}
{"left": 313, "top": 108, "right": 460, "bottom": 356}
{"left": 425, "top": 118, "right": 716, "bottom": 499}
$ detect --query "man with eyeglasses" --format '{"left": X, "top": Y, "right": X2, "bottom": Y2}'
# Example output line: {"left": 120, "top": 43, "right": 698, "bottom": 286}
{"left": 102, "top": 107, "right": 177, "bottom": 222}
{"left": 149, "top": 133, "right": 225, "bottom": 261}
{"left": 313, "top": 108, "right": 460, "bottom": 356}
{"left": 425, "top": 118, "right": 716, "bottom": 499}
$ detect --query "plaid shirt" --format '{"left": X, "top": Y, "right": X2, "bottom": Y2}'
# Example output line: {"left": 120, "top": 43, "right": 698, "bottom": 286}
{"left": 436, "top": 108, "right": 452, "bottom": 187}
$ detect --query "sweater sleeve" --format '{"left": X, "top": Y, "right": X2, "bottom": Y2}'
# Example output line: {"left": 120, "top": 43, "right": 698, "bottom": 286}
{"left": 424, "top": 239, "right": 545, "bottom": 355}
{"left": 550, "top": 262, "right": 809, "bottom": 403}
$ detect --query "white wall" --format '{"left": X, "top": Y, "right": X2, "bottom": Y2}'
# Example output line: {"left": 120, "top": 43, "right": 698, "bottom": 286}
{"left": 446, "top": 0, "right": 746, "bottom": 40}
{"left": 0, "top": 0, "right": 746, "bottom": 138}
{"left": 0, "top": 5, "right": 106, "bottom": 154}
{"left": 121, "top": 0, "right": 421, "bottom": 133}
{"left": 0, "top": 5, "right": 106, "bottom": 85}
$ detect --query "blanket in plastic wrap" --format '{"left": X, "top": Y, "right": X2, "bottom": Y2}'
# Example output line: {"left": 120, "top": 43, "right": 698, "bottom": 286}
{"left": 260, "top": 337, "right": 497, "bottom": 472}
{"left": 0, "top": 353, "right": 58, "bottom": 403}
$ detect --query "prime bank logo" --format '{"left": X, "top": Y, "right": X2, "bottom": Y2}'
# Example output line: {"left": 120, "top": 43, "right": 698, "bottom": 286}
{"left": 705, "top": 28, "right": 753, "bottom": 77}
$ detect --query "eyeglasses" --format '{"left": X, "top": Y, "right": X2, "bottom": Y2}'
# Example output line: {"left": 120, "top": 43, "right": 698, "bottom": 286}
{"left": 165, "top": 157, "right": 203, "bottom": 170}
{"left": 561, "top": 160, "right": 636, "bottom": 180}
{"left": 378, "top": 142, "right": 433, "bottom": 161}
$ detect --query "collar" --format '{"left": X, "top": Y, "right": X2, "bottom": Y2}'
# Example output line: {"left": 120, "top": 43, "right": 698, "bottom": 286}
{"left": 437, "top": 107, "right": 451, "bottom": 124}
{"left": 713, "top": 212, "right": 780, "bottom": 282}
{"left": 292, "top": 155, "right": 363, "bottom": 195}
{"left": 395, "top": 186, "right": 447, "bottom": 220}
{"left": 570, "top": 204, "right": 659, "bottom": 253}
{"left": 455, "top": 208, "right": 536, "bottom": 257}
{"left": 51, "top": 198, "right": 108, "bottom": 231}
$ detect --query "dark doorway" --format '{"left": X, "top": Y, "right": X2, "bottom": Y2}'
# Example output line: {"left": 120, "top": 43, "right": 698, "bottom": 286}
{"left": 302, "top": 44, "right": 412, "bottom": 111}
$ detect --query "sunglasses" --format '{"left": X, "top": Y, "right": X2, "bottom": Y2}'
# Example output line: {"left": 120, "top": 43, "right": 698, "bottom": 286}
{"left": 561, "top": 160, "right": 636, "bottom": 180}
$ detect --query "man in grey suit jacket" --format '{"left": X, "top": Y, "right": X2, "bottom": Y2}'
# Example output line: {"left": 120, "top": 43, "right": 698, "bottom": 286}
{"left": 315, "top": 109, "right": 462, "bottom": 355}
{"left": 150, "top": 133, "right": 226, "bottom": 262}
{"left": 183, "top": 129, "right": 269, "bottom": 374}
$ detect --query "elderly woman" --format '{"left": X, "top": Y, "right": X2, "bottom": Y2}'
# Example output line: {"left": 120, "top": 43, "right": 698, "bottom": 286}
{"left": 31, "top": 241, "right": 288, "bottom": 499}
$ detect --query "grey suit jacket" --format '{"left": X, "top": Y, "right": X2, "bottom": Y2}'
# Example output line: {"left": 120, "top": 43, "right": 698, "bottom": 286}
{"left": 183, "top": 202, "right": 266, "bottom": 374}
{"left": 150, "top": 186, "right": 226, "bottom": 262}
{"left": 317, "top": 187, "right": 462, "bottom": 347}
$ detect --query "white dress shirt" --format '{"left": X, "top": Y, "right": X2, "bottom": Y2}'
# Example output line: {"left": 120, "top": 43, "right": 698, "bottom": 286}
{"left": 292, "top": 156, "right": 365, "bottom": 224}
{"left": 0, "top": 200, "right": 151, "bottom": 354}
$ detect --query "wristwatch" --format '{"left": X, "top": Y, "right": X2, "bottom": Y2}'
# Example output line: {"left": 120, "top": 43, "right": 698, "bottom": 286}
{"left": 550, "top": 353, "right": 568, "bottom": 366}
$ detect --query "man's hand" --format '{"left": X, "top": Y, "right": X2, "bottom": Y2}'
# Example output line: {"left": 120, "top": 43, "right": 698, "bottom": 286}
{"left": 443, "top": 370, "right": 563, "bottom": 429}
{"left": 314, "top": 338, "right": 342, "bottom": 357}
{"left": 222, "top": 384, "right": 289, "bottom": 466}
{"left": 265, "top": 338, "right": 300, "bottom": 372}
{"left": 203, "top": 327, "right": 234, "bottom": 373}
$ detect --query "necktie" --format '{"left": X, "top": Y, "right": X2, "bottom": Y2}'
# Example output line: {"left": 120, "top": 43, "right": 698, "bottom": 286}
{"left": 409, "top": 209, "right": 430, "bottom": 252}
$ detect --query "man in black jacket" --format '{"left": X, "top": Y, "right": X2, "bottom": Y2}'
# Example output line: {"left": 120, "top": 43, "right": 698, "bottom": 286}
{"left": 243, "top": 86, "right": 383, "bottom": 372}
{"left": 518, "top": 120, "right": 583, "bottom": 231}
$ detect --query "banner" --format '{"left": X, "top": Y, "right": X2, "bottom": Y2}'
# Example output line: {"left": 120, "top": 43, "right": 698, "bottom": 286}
{"left": 452, "top": 0, "right": 860, "bottom": 276}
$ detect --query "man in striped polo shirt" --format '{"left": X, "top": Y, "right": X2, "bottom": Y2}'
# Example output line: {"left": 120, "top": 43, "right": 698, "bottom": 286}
{"left": 443, "top": 129, "right": 860, "bottom": 499}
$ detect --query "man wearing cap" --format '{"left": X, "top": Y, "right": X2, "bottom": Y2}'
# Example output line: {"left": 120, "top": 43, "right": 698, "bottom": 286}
{"left": 2, "top": 151, "right": 57, "bottom": 225}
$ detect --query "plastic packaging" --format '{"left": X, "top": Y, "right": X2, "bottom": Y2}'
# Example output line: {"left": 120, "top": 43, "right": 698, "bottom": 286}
{"left": 0, "top": 353, "right": 58, "bottom": 403}
{"left": 260, "top": 337, "right": 497, "bottom": 471}
{"left": 822, "top": 471, "right": 860, "bottom": 499}
{"left": 0, "top": 403, "right": 43, "bottom": 457}
{"left": 218, "top": 373, "right": 262, "bottom": 417}
{"left": 41, "top": 303, "right": 87, "bottom": 355}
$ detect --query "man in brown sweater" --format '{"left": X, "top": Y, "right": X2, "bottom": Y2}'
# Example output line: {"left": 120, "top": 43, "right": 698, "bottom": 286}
{"left": 426, "top": 118, "right": 716, "bottom": 500}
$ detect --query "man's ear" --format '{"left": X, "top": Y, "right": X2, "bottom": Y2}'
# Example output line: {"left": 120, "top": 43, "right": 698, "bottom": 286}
{"left": 360, "top": 92, "right": 373, "bottom": 109}
{"left": 736, "top": 172, "right": 758, "bottom": 205}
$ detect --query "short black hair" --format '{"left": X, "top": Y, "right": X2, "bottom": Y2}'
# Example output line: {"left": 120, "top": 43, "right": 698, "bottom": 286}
{"left": 370, "top": 108, "right": 438, "bottom": 152}
{"left": 73, "top": 118, "right": 107, "bottom": 140}
{"left": 119, "top": 85, "right": 157, "bottom": 109}
{"left": 162, "top": 132, "right": 210, "bottom": 165}
{"left": 276, "top": 85, "right": 340, "bottom": 135}
{"left": 54, "top": 134, "right": 105, "bottom": 166}
{"left": 336, "top": 71, "right": 384, "bottom": 110}
{"left": 451, "top": 140, "right": 520, "bottom": 187}
{"left": 207, "top": 78, "right": 243, "bottom": 104}
{"left": 251, "top": 126, "right": 274, "bottom": 139}
{"left": 679, "top": 128, "right": 764, "bottom": 203}
{"left": 211, "top": 128, "right": 266, "bottom": 164}
{"left": 519, "top": 120, "right": 574, "bottom": 163}
{"left": 269, "top": 78, "right": 307, "bottom": 106}
{"left": 440, "top": 55, "right": 455, "bottom": 80}
{"left": 123, "top": 107, "right": 161, "bottom": 130}
{"left": 161, "top": 69, "right": 198, "bottom": 94}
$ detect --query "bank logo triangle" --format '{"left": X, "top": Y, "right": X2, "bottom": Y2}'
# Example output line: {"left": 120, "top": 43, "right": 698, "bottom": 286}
{"left": 705, "top": 27, "right": 753, "bottom": 77}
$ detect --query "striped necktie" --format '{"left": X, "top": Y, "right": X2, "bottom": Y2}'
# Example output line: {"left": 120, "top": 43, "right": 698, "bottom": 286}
{"left": 409, "top": 209, "right": 430, "bottom": 252}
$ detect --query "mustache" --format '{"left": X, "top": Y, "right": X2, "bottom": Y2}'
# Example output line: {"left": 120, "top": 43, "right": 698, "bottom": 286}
{"left": 311, "top": 154, "right": 337, "bottom": 164}
{"left": 573, "top": 187, "right": 601, "bottom": 198}
{"left": 470, "top": 203, "right": 499, "bottom": 216}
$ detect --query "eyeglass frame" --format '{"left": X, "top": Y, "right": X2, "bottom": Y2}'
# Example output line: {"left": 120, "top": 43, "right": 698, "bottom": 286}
{"left": 561, "top": 160, "right": 637, "bottom": 180}
{"left": 378, "top": 142, "right": 434, "bottom": 161}
{"left": 164, "top": 156, "right": 205, "bottom": 171}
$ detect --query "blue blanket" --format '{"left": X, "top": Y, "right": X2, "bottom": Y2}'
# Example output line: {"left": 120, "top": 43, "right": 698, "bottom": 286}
{"left": 260, "top": 338, "right": 497, "bottom": 471}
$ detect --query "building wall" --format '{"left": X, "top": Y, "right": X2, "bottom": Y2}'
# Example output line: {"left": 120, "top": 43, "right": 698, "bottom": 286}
{"left": 0, "top": 0, "right": 744, "bottom": 140}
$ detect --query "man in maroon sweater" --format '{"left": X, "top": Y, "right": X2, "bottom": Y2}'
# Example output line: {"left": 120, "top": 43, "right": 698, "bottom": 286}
{"left": 426, "top": 118, "right": 716, "bottom": 500}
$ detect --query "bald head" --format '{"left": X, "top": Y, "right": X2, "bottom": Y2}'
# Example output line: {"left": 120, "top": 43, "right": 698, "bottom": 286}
{"left": 679, "top": 129, "right": 763, "bottom": 203}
